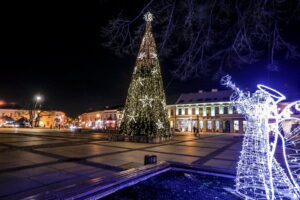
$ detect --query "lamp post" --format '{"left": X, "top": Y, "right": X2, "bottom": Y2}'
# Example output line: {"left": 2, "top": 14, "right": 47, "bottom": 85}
{"left": 33, "top": 95, "right": 42, "bottom": 127}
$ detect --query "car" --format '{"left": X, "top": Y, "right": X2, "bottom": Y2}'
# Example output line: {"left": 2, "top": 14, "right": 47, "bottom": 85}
{"left": 1, "top": 123, "right": 14, "bottom": 128}
{"left": 14, "top": 122, "right": 31, "bottom": 128}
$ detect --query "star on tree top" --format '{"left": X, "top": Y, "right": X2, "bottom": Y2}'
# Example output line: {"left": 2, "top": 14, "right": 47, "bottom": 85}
{"left": 144, "top": 12, "right": 153, "bottom": 22}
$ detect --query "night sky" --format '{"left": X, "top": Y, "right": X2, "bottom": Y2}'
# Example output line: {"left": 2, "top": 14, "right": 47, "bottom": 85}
{"left": 1, "top": 0, "right": 300, "bottom": 117}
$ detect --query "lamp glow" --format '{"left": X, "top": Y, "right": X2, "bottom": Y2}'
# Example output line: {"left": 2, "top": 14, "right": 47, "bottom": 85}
{"left": 35, "top": 95, "right": 42, "bottom": 101}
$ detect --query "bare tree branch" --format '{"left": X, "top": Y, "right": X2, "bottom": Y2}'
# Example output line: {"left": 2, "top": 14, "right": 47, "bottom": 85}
{"left": 103, "top": 0, "right": 300, "bottom": 80}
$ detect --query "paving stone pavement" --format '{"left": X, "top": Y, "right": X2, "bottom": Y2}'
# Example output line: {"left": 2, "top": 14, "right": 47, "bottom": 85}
{"left": 0, "top": 128, "right": 243, "bottom": 199}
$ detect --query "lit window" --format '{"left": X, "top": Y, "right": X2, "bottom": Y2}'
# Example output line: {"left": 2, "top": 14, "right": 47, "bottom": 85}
{"left": 170, "top": 121, "right": 174, "bottom": 128}
{"left": 215, "top": 120, "right": 220, "bottom": 130}
{"left": 207, "top": 120, "right": 212, "bottom": 129}
{"left": 199, "top": 121, "right": 204, "bottom": 129}
{"left": 234, "top": 120, "right": 239, "bottom": 131}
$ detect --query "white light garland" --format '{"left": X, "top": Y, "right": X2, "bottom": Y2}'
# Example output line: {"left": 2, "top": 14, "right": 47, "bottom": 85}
{"left": 161, "top": 99, "right": 166, "bottom": 107}
{"left": 150, "top": 52, "right": 157, "bottom": 59}
{"left": 137, "top": 77, "right": 144, "bottom": 86}
{"left": 156, "top": 119, "right": 164, "bottom": 129}
{"left": 139, "top": 95, "right": 154, "bottom": 108}
{"left": 221, "top": 75, "right": 300, "bottom": 200}
{"left": 151, "top": 68, "right": 158, "bottom": 75}
{"left": 138, "top": 52, "right": 146, "bottom": 60}
{"left": 127, "top": 112, "right": 137, "bottom": 123}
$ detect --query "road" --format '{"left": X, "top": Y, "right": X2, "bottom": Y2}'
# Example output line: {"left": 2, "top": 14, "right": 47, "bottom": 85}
{"left": 0, "top": 128, "right": 243, "bottom": 199}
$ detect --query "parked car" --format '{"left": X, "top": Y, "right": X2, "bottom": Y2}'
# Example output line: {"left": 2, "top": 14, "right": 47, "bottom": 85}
{"left": 14, "top": 122, "right": 31, "bottom": 128}
{"left": 1, "top": 123, "right": 14, "bottom": 128}
{"left": 14, "top": 117, "right": 31, "bottom": 128}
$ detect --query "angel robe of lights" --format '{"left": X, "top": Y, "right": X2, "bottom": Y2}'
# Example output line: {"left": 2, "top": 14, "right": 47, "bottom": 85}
{"left": 221, "top": 75, "right": 300, "bottom": 200}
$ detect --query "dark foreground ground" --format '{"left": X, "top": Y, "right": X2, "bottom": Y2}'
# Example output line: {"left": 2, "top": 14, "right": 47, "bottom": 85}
{"left": 0, "top": 128, "right": 242, "bottom": 199}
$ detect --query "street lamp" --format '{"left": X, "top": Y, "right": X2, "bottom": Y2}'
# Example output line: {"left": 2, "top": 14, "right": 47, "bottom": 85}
{"left": 33, "top": 95, "right": 43, "bottom": 127}
{"left": 35, "top": 95, "right": 42, "bottom": 102}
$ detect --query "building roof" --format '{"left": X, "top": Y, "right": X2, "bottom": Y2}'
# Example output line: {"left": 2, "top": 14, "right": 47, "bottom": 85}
{"left": 175, "top": 89, "right": 232, "bottom": 104}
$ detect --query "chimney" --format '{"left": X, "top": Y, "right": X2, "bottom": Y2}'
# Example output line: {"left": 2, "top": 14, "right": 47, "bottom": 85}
{"left": 198, "top": 90, "right": 203, "bottom": 93}
{"left": 211, "top": 89, "right": 218, "bottom": 92}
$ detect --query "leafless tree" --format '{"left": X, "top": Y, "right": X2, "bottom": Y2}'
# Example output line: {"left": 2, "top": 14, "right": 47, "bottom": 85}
{"left": 102, "top": 0, "right": 300, "bottom": 80}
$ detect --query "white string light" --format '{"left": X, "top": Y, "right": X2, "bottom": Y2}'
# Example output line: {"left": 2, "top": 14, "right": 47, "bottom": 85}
{"left": 139, "top": 95, "right": 154, "bottom": 108}
{"left": 221, "top": 75, "right": 300, "bottom": 200}
{"left": 137, "top": 77, "right": 144, "bottom": 86}
{"left": 150, "top": 52, "right": 157, "bottom": 59}
{"left": 138, "top": 52, "right": 146, "bottom": 60}
{"left": 127, "top": 112, "right": 137, "bottom": 123}
{"left": 151, "top": 68, "right": 158, "bottom": 75}
{"left": 156, "top": 119, "right": 164, "bottom": 129}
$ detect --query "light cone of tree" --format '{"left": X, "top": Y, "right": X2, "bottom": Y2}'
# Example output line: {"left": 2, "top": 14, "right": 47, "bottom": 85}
{"left": 120, "top": 12, "right": 170, "bottom": 137}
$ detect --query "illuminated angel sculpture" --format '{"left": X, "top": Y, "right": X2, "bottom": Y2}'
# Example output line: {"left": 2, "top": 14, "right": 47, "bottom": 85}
{"left": 221, "top": 75, "right": 300, "bottom": 200}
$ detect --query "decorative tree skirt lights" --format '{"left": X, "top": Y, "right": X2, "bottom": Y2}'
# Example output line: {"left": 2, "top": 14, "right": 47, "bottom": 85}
{"left": 222, "top": 75, "right": 300, "bottom": 200}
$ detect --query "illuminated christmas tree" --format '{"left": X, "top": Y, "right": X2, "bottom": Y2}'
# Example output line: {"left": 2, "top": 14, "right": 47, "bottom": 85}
{"left": 120, "top": 12, "right": 170, "bottom": 138}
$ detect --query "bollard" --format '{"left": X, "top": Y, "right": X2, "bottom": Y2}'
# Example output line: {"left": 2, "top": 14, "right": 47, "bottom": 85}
{"left": 144, "top": 155, "right": 157, "bottom": 165}
{"left": 151, "top": 155, "right": 157, "bottom": 164}
{"left": 144, "top": 155, "right": 151, "bottom": 165}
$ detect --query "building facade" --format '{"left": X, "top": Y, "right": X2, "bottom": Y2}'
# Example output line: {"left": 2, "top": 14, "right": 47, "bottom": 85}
{"left": 167, "top": 89, "right": 246, "bottom": 134}
{"left": 0, "top": 108, "right": 66, "bottom": 128}
{"left": 78, "top": 90, "right": 299, "bottom": 134}
{"left": 79, "top": 108, "right": 122, "bottom": 129}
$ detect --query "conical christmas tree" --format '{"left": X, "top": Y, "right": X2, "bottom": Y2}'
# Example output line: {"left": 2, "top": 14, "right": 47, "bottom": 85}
{"left": 120, "top": 12, "right": 170, "bottom": 137}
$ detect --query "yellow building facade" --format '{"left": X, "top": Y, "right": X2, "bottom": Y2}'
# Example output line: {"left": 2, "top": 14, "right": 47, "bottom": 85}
{"left": 79, "top": 109, "right": 122, "bottom": 129}
{"left": 0, "top": 108, "right": 66, "bottom": 128}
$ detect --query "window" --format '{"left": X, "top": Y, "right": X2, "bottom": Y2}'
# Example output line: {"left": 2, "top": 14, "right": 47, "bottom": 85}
{"left": 170, "top": 109, "right": 174, "bottom": 116}
{"left": 233, "top": 107, "right": 238, "bottom": 114}
{"left": 185, "top": 108, "right": 188, "bottom": 115}
{"left": 178, "top": 108, "right": 182, "bottom": 115}
{"left": 215, "top": 107, "right": 219, "bottom": 115}
{"left": 234, "top": 120, "right": 239, "bottom": 131}
{"left": 205, "top": 98, "right": 211, "bottom": 101}
{"left": 206, "top": 107, "right": 211, "bottom": 116}
{"left": 170, "top": 121, "right": 174, "bottom": 128}
{"left": 207, "top": 120, "right": 212, "bottom": 130}
{"left": 199, "top": 107, "right": 203, "bottom": 115}
{"left": 215, "top": 120, "right": 220, "bottom": 130}
{"left": 199, "top": 121, "right": 204, "bottom": 129}
{"left": 224, "top": 107, "right": 228, "bottom": 114}
{"left": 192, "top": 108, "right": 195, "bottom": 115}
{"left": 197, "top": 99, "right": 203, "bottom": 101}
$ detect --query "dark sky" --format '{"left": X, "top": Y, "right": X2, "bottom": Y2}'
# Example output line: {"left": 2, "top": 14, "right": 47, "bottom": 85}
{"left": 0, "top": 0, "right": 300, "bottom": 117}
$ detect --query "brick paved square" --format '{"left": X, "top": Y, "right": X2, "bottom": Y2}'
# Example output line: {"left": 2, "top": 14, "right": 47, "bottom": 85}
{"left": 0, "top": 129, "right": 243, "bottom": 199}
